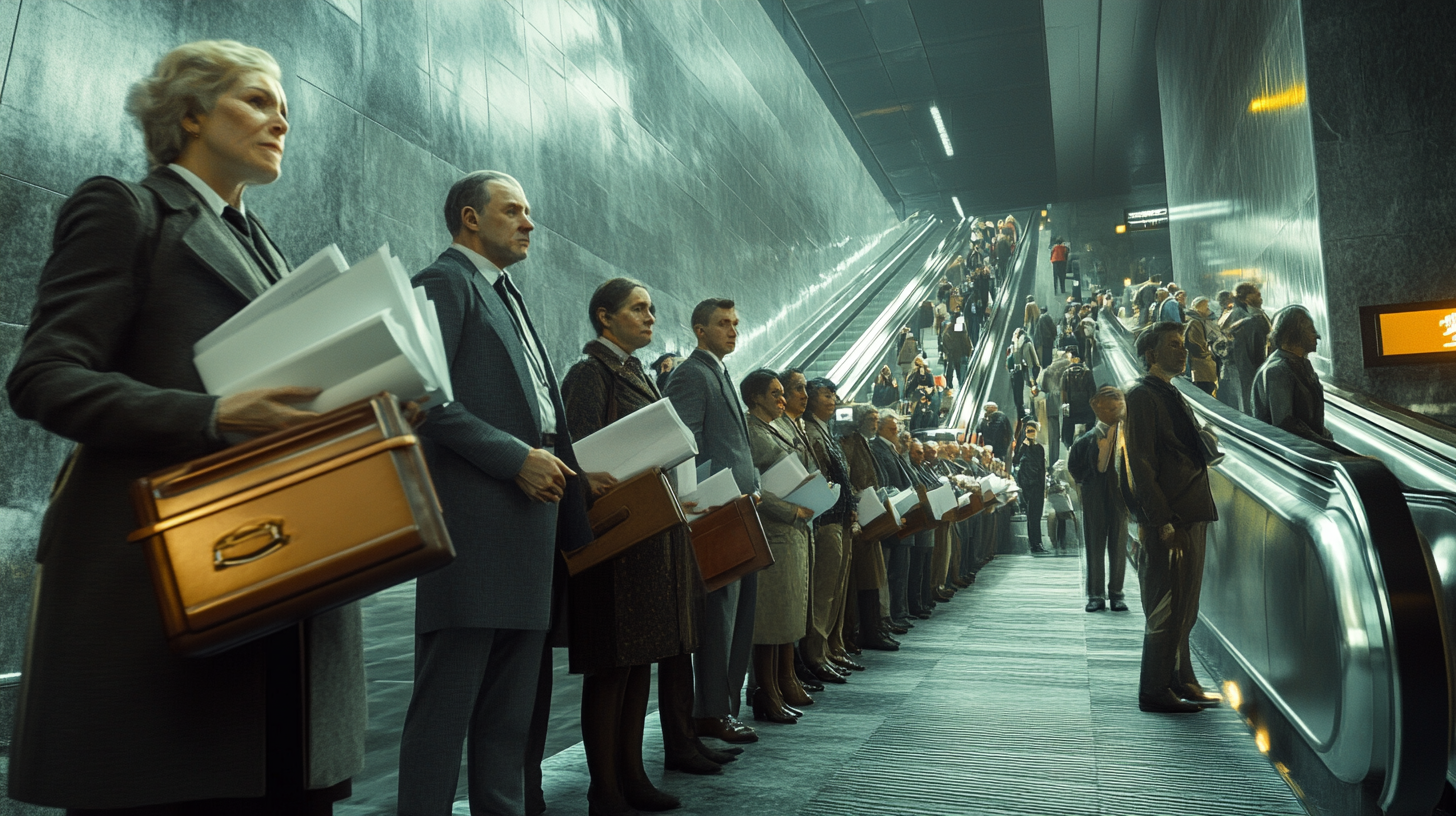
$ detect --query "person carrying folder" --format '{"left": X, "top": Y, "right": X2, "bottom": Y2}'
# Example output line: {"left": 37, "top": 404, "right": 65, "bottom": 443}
{"left": 559, "top": 278, "right": 727, "bottom": 813}
{"left": 5, "top": 41, "right": 367, "bottom": 816}
{"left": 662, "top": 299, "right": 762, "bottom": 745}
{"left": 398, "top": 170, "right": 609, "bottom": 815}
{"left": 742, "top": 370, "right": 815, "bottom": 724}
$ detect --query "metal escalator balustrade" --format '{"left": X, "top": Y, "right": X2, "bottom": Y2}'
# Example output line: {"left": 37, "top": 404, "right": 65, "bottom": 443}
{"left": 1099, "top": 313, "right": 1450, "bottom": 816}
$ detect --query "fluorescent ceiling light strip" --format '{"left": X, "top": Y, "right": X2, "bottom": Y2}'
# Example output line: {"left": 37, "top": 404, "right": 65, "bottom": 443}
{"left": 952, "top": 196, "right": 965, "bottom": 219}
{"left": 930, "top": 105, "right": 954, "bottom": 157}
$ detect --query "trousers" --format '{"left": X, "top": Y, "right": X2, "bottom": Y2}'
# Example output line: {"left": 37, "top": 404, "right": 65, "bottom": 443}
{"left": 397, "top": 627, "right": 548, "bottom": 816}
{"left": 1083, "top": 498, "right": 1127, "bottom": 600}
{"left": 693, "top": 572, "right": 757, "bottom": 718}
{"left": 1136, "top": 523, "right": 1207, "bottom": 695}
{"left": 804, "top": 522, "right": 851, "bottom": 663}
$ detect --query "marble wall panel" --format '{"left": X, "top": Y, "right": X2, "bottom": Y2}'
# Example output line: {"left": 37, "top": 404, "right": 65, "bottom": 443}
{"left": 0, "top": 0, "right": 902, "bottom": 774}
{"left": 1156, "top": 0, "right": 1328, "bottom": 366}
{"left": 1302, "top": 0, "right": 1456, "bottom": 421}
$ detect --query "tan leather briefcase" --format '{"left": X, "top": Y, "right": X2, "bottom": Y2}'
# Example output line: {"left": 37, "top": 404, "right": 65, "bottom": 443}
{"left": 689, "top": 494, "right": 773, "bottom": 593}
{"left": 128, "top": 394, "right": 454, "bottom": 656}
{"left": 565, "top": 467, "right": 685, "bottom": 576}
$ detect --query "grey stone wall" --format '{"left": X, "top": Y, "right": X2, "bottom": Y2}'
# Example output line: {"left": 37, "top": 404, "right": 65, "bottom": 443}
{"left": 1301, "top": 0, "right": 1456, "bottom": 421}
{"left": 1155, "top": 0, "right": 1326, "bottom": 357}
{"left": 0, "top": 0, "right": 900, "bottom": 784}
{"left": 1155, "top": 0, "right": 1456, "bottom": 421}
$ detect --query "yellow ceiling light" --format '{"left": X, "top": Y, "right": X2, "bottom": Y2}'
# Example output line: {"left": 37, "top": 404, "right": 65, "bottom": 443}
{"left": 1115, "top": 224, "right": 1127, "bottom": 234}
{"left": 1249, "top": 82, "right": 1307, "bottom": 113}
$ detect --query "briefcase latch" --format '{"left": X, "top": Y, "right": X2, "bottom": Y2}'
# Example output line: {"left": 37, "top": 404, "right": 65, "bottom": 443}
{"left": 214, "top": 519, "right": 290, "bottom": 569}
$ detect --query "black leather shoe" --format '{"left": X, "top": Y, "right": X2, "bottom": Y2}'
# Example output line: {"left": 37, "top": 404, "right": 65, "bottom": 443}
{"left": 1174, "top": 683, "right": 1223, "bottom": 705}
{"left": 1030, "top": 544, "right": 1050, "bottom": 554}
{"left": 800, "top": 676, "right": 824, "bottom": 693}
{"left": 885, "top": 621, "right": 909, "bottom": 634}
{"left": 1085, "top": 598, "right": 1106, "bottom": 612}
{"left": 1138, "top": 688, "right": 1204, "bottom": 713}
{"left": 862, "top": 633, "right": 900, "bottom": 651}
{"left": 1109, "top": 599, "right": 1129, "bottom": 612}
{"left": 912, "top": 611, "right": 932, "bottom": 620}
{"left": 696, "top": 716, "right": 758, "bottom": 743}
{"left": 811, "top": 663, "right": 847, "bottom": 684}
{"left": 795, "top": 663, "right": 825, "bottom": 691}
{"left": 830, "top": 654, "right": 865, "bottom": 672}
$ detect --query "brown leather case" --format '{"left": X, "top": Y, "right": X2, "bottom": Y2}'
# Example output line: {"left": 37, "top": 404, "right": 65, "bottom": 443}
{"left": 949, "top": 490, "right": 985, "bottom": 522}
{"left": 689, "top": 494, "right": 773, "bottom": 593}
{"left": 128, "top": 394, "right": 455, "bottom": 657}
{"left": 853, "top": 499, "right": 902, "bottom": 544}
{"left": 565, "top": 468, "right": 685, "bottom": 576}
{"left": 896, "top": 486, "right": 933, "bottom": 539}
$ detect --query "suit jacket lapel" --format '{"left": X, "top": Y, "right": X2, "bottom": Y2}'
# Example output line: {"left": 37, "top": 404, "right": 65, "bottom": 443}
{"left": 249, "top": 213, "right": 291, "bottom": 277}
{"left": 454, "top": 249, "right": 544, "bottom": 433}
{"left": 689, "top": 348, "right": 747, "bottom": 436}
{"left": 144, "top": 170, "right": 267, "bottom": 302}
{"left": 584, "top": 342, "right": 659, "bottom": 404}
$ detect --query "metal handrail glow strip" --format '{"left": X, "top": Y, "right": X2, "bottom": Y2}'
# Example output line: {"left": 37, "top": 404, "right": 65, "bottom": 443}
{"left": 1100, "top": 314, "right": 1450, "bottom": 816}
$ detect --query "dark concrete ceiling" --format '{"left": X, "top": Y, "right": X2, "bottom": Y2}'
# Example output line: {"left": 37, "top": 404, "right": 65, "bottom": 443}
{"left": 761, "top": 0, "right": 1166, "bottom": 219}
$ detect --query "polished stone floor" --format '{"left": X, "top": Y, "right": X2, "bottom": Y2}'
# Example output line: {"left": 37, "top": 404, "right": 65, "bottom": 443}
{"left": 339, "top": 552, "right": 1304, "bottom": 816}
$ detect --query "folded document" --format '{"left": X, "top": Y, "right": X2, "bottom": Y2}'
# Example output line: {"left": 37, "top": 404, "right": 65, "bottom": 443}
{"left": 573, "top": 398, "right": 697, "bottom": 482}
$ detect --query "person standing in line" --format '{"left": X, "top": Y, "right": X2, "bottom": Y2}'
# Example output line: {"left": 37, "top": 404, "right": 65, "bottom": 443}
{"left": 1059, "top": 349, "right": 1097, "bottom": 452}
{"left": 977, "top": 401, "right": 1014, "bottom": 460}
{"left": 6, "top": 40, "right": 368, "bottom": 815}
{"left": 651, "top": 353, "right": 676, "bottom": 391}
{"left": 1223, "top": 282, "right": 1271, "bottom": 414}
{"left": 839, "top": 405, "right": 898, "bottom": 653}
{"left": 742, "top": 370, "right": 815, "bottom": 724}
{"left": 662, "top": 299, "right": 762, "bottom": 745}
{"left": 800, "top": 378, "right": 858, "bottom": 684}
{"left": 560, "top": 279, "right": 711, "bottom": 810}
{"left": 1119, "top": 322, "right": 1222, "bottom": 714}
{"left": 868, "top": 413, "right": 917, "bottom": 633}
{"left": 1067, "top": 387, "right": 1130, "bottom": 613}
{"left": 1251, "top": 305, "right": 1336, "bottom": 448}
{"left": 1050, "top": 237, "right": 1070, "bottom": 294}
{"left": 1013, "top": 422, "right": 1049, "bottom": 554}
{"left": 400, "top": 170, "right": 607, "bottom": 815}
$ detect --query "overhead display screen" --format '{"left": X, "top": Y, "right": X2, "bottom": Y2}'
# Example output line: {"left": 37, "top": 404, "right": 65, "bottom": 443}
{"left": 1360, "top": 298, "right": 1456, "bottom": 367}
{"left": 1124, "top": 205, "right": 1169, "bottom": 231}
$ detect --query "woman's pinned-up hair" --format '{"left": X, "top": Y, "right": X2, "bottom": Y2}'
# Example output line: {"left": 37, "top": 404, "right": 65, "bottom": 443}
{"left": 126, "top": 40, "right": 281, "bottom": 167}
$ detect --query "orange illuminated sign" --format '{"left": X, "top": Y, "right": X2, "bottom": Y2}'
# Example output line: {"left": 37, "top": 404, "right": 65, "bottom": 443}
{"left": 1378, "top": 308, "right": 1456, "bottom": 355}
{"left": 1360, "top": 298, "right": 1456, "bottom": 367}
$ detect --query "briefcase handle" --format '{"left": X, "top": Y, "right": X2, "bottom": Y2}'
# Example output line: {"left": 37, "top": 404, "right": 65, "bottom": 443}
{"left": 591, "top": 506, "right": 631, "bottom": 537}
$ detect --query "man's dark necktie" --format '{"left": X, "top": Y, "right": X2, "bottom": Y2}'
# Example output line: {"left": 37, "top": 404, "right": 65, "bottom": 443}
{"left": 492, "top": 273, "right": 552, "bottom": 388}
{"left": 222, "top": 206, "right": 280, "bottom": 283}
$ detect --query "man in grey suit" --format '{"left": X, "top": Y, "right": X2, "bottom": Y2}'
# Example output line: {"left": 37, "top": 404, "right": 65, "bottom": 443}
{"left": 662, "top": 299, "right": 761, "bottom": 745}
{"left": 1119, "top": 321, "right": 1221, "bottom": 715}
{"left": 868, "top": 414, "right": 915, "bottom": 630}
{"left": 398, "top": 171, "right": 599, "bottom": 815}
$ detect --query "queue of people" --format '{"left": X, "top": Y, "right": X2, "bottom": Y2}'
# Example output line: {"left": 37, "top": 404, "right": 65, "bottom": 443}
{"left": 0, "top": 39, "right": 1055, "bottom": 816}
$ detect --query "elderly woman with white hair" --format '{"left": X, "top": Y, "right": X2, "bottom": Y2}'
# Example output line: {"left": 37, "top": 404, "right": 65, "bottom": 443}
{"left": 5, "top": 41, "right": 364, "bottom": 814}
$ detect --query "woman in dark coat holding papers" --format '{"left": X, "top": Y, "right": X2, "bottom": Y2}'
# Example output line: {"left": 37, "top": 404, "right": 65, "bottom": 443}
{"left": 4, "top": 41, "right": 364, "bottom": 813}
{"left": 561, "top": 278, "right": 710, "bottom": 814}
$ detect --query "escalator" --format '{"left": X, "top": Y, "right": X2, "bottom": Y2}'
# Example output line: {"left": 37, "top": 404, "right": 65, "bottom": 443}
{"left": 1097, "top": 311, "right": 1453, "bottom": 816}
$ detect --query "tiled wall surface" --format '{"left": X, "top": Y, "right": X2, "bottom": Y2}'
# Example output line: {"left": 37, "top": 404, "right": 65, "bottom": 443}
{"left": 1301, "top": 0, "right": 1456, "bottom": 419}
{"left": 0, "top": 0, "right": 900, "bottom": 761}
{"left": 1155, "top": 0, "right": 1327, "bottom": 360}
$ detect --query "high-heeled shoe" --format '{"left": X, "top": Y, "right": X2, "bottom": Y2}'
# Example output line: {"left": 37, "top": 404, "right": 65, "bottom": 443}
{"left": 781, "top": 703, "right": 805, "bottom": 718}
{"left": 751, "top": 688, "right": 797, "bottom": 724}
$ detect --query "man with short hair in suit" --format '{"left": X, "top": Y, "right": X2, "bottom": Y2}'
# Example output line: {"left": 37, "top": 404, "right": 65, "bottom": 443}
{"left": 1068, "top": 386, "right": 1130, "bottom": 613}
{"left": 398, "top": 171, "right": 602, "bottom": 815}
{"left": 869, "top": 414, "right": 917, "bottom": 631}
{"left": 1119, "top": 322, "right": 1222, "bottom": 714}
{"left": 662, "top": 299, "right": 761, "bottom": 745}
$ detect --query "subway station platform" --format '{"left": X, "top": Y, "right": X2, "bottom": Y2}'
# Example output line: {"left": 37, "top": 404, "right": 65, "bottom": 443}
{"left": 341, "top": 552, "right": 1304, "bottom": 816}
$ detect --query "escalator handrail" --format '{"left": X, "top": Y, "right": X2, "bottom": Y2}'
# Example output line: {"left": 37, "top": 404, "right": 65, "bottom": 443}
{"left": 745, "top": 215, "right": 939, "bottom": 375}
{"left": 822, "top": 219, "right": 979, "bottom": 401}
{"left": 946, "top": 212, "right": 1039, "bottom": 431}
{"left": 1100, "top": 312, "right": 1450, "bottom": 815}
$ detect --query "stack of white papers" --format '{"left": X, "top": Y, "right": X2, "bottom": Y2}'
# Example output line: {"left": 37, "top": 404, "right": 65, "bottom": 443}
{"left": 573, "top": 399, "right": 697, "bottom": 481}
{"left": 856, "top": 487, "right": 888, "bottom": 526}
{"left": 787, "top": 477, "right": 841, "bottom": 520}
{"left": 679, "top": 468, "right": 740, "bottom": 516}
{"left": 887, "top": 488, "right": 922, "bottom": 518}
{"left": 761, "top": 453, "right": 813, "bottom": 498}
{"left": 926, "top": 484, "right": 957, "bottom": 521}
{"left": 194, "top": 244, "right": 452, "bottom": 413}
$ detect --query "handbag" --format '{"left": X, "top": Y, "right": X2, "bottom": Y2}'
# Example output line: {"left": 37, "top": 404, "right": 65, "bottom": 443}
{"left": 128, "top": 394, "right": 455, "bottom": 656}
